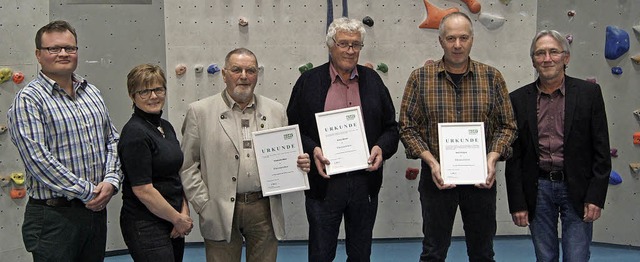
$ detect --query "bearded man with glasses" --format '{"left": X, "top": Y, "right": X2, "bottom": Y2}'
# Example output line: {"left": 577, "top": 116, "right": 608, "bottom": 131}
{"left": 180, "top": 47, "right": 311, "bottom": 262}
{"left": 7, "top": 20, "right": 122, "bottom": 261}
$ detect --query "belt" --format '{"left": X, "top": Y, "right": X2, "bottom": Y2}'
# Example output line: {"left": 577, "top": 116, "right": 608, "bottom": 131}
{"left": 235, "top": 191, "right": 264, "bottom": 203}
{"left": 29, "top": 197, "right": 84, "bottom": 208}
{"left": 539, "top": 170, "right": 564, "bottom": 182}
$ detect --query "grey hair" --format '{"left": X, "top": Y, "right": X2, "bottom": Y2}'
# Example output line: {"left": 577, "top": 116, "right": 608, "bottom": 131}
{"left": 224, "top": 47, "right": 258, "bottom": 68}
{"left": 438, "top": 12, "right": 474, "bottom": 37}
{"left": 325, "top": 17, "right": 366, "bottom": 48}
{"left": 529, "top": 30, "right": 570, "bottom": 57}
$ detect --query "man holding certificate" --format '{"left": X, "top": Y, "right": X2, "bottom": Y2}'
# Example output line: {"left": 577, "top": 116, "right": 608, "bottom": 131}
{"left": 287, "top": 17, "right": 399, "bottom": 262}
{"left": 399, "top": 12, "right": 517, "bottom": 262}
{"left": 180, "top": 48, "right": 310, "bottom": 262}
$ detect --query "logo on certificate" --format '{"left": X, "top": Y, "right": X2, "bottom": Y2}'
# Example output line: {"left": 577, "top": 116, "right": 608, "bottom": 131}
{"left": 283, "top": 133, "right": 294, "bottom": 140}
{"left": 469, "top": 128, "right": 479, "bottom": 135}
{"left": 346, "top": 114, "right": 356, "bottom": 121}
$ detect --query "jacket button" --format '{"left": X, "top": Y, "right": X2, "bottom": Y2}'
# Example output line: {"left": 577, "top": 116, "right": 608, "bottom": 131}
{"left": 235, "top": 155, "right": 239, "bottom": 159}
{"left": 232, "top": 177, "right": 237, "bottom": 182}
{"left": 230, "top": 197, "right": 235, "bottom": 202}
{"left": 220, "top": 115, "right": 225, "bottom": 119}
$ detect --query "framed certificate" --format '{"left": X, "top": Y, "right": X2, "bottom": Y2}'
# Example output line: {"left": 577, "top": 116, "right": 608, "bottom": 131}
{"left": 437, "top": 122, "right": 487, "bottom": 185}
{"left": 252, "top": 125, "right": 310, "bottom": 196}
{"left": 315, "top": 106, "right": 370, "bottom": 175}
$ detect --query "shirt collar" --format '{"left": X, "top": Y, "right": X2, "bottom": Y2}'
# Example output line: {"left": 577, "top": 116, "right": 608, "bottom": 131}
{"left": 536, "top": 78, "right": 566, "bottom": 96}
{"left": 37, "top": 71, "right": 88, "bottom": 95}
{"left": 436, "top": 57, "right": 476, "bottom": 77}
{"left": 329, "top": 62, "right": 359, "bottom": 83}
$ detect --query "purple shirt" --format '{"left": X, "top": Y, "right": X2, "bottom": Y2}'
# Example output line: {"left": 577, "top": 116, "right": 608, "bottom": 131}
{"left": 324, "top": 63, "right": 362, "bottom": 111}
{"left": 537, "top": 82, "right": 565, "bottom": 172}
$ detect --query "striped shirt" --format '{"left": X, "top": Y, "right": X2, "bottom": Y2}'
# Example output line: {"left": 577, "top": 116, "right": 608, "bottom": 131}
{"left": 8, "top": 71, "right": 122, "bottom": 202}
{"left": 399, "top": 59, "right": 517, "bottom": 161}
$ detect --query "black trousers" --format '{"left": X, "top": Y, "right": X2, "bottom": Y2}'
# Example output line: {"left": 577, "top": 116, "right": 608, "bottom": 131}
{"left": 22, "top": 200, "right": 107, "bottom": 262}
{"left": 418, "top": 170, "right": 497, "bottom": 262}
{"left": 306, "top": 172, "right": 379, "bottom": 262}
{"left": 120, "top": 214, "right": 185, "bottom": 262}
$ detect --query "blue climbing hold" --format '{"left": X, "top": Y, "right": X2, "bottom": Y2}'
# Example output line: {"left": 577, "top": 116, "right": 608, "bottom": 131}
{"left": 611, "top": 66, "right": 623, "bottom": 75}
{"left": 207, "top": 64, "right": 220, "bottom": 74}
{"left": 609, "top": 170, "right": 622, "bottom": 185}
{"left": 604, "top": 26, "right": 629, "bottom": 60}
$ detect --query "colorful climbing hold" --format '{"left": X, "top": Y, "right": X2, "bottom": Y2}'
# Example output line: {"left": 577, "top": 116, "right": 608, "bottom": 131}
{"left": 175, "top": 64, "right": 187, "bottom": 76}
{"left": 604, "top": 25, "right": 630, "bottom": 60}
{"left": 0, "top": 67, "right": 12, "bottom": 83}
{"left": 419, "top": 0, "right": 459, "bottom": 29}
{"left": 298, "top": 62, "right": 313, "bottom": 74}
{"left": 565, "top": 34, "right": 573, "bottom": 45}
{"left": 610, "top": 148, "right": 618, "bottom": 157}
{"left": 376, "top": 63, "right": 388, "bottom": 73}
{"left": 12, "top": 71, "right": 25, "bottom": 84}
{"left": 609, "top": 170, "right": 622, "bottom": 185}
{"left": 611, "top": 66, "right": 623, "bottom": 75}
{"left": 207, "top": 64, "right": 220, "bottom": 74}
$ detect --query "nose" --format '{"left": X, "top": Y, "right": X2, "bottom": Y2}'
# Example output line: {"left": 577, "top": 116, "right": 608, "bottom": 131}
{"left": 453, "top": 39, "right": 462, "bottom": 48}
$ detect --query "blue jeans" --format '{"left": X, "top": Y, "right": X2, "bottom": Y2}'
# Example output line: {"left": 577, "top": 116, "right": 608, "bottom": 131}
{"left": 120, "top": 215, "right": 185, "bottom": 262}
{"left": 418, "top": 169, "right": 497, "bottom": 262}
{"left": 530, "top": 179, "right": 593, "bottom": 262}
{"left": 306, "top": 172, "right": 379, "bottom": 262}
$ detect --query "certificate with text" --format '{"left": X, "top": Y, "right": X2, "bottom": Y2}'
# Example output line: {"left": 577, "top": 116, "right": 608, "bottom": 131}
{"left": 437, "top": 122, "right": 487, "bottom": 185}
{"left": 315, "top": 106, "right": 370, "bottom": 175}
{"left": 252, "top": 125, "right": 309, "bottom": 196}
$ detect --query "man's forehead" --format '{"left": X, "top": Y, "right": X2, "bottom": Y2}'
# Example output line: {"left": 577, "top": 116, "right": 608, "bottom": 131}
{"left": 335, "top": 31, "right": 361, "bottom": 39}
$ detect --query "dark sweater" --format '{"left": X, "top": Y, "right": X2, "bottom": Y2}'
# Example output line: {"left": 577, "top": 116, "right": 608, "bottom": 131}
{"left": 118, "top": 106, "right": 184, "bottom": 221}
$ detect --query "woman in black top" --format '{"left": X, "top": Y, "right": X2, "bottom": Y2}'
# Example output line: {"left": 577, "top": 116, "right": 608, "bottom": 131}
{"left": 118, "top": 64, "right": 192, "bottom": 262}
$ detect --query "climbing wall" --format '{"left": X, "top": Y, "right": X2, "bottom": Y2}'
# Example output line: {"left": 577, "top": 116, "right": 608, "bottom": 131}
{"left": 164, "top": 0, "right": 538, "bottom": 241}
{"left": 537, "top": 0, "right": 640, "bottom": 246}
{"left": 0, "top": 1, "right": 48, "bottom": 261}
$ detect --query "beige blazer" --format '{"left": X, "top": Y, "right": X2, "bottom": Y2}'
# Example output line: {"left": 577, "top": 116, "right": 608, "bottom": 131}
{"left": 180, "top": 92, "right": 286, "bottom": 241}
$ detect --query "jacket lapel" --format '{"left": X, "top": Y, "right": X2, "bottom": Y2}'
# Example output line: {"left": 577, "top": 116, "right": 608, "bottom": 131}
{"left": 525, "top": 83, "right": 540, "bottom": 156}
{"left": 219, "top": 92, "right": 241, "bottom": 153}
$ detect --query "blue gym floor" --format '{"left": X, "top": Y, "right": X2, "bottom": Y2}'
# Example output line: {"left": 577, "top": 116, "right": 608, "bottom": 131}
{"left": 105, "top": 236, "right": 640, "bottom": 261}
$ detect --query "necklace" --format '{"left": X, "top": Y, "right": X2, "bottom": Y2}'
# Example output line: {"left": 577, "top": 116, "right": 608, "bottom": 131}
{"left": 145, "top": 119, "right": 165, "bottom": 138}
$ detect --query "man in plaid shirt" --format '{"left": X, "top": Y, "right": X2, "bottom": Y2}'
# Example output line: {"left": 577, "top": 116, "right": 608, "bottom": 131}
{"left": 399, "top": 12, "right": 516, "bottom": 262}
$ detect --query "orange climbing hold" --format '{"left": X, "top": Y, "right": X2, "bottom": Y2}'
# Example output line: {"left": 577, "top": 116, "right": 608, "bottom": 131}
{"left": 460, "top": 0, "right": 481, "bottom": 13}
{"left": 419, "top": 0, "right": 459, "bottom": 29}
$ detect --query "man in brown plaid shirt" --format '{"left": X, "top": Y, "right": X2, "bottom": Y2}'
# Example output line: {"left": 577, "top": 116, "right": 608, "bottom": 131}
{"left": 399, "top": 12, "right": 516, "bottom": 262}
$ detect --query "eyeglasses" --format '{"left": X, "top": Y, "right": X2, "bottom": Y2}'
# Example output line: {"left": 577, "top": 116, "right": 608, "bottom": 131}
{"left": 533, "top": 49, "right": 565, "bottom": 59}
{"left": 135, "top": 87, "right": 166, "bottom": 99}
{"left": 225, "top": 66, "right": 258, "bottom": 76}
{"left": 40, "top": 46, "right": 79, "bottom": 54}
{"left": 332, "top": 37, "right": 364, "bottom": 51}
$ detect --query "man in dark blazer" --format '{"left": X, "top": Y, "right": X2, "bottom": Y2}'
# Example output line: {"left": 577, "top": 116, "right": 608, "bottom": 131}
{"left": 287, "top": 17, "right": 399, "bottom": 262}
{"left": 506, "top": 30, "right": 611, "bottom": 262}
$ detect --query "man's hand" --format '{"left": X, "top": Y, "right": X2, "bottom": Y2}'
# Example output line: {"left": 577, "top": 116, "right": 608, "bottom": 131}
{"left": 366, "top": 146, "right": 383, "bottom": 171}
{"left": 476, "top": 152, "right": 500, "bottom": 189}
{"left": 419, "top": 151, "right": 455, "bottom": 190}
{"left": 583, "top": 203, "right": 602, "bottom": 222}
{"left": 511, "top": 211, "right": 529, "bottom": 227}
{"left": 297, "top": 153, "right": 311, "bottom": 173}
{"left": 85, "top": 182, "right": 115, "bottom": 212}
{"left": 313, "top": 147, "right": 331, "bottom": 179}
{"left": 430, "top": 161, "right": 456, "bottom": 190}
